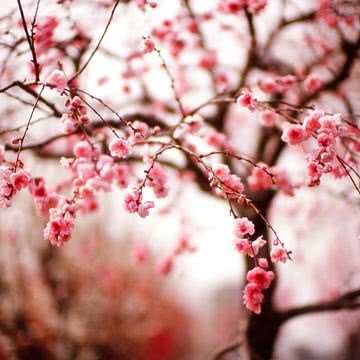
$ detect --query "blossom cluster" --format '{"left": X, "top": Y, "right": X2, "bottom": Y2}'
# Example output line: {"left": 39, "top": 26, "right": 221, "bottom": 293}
{"left": 123, "top": 160, "right": 168, "bottom": 218}
{"left": 60, "top": 96, "right": 90, "bottom": 134}
{"left": 41, "top": 138, "right": 135, "bottom": 245}
{"left": 136, "top": 0, "right": 157, "bottom": 12}
{"left": 259, "top": 75, "right": 297, "bottom": 95}
{"left": 232, "top": 215, "right": 289, "bottom": 313}
{"left": 43, "top": 198, "right": 77, "bottom": 246}
{"left": 219, "top": 0, "right": 268, "bottom": 15}
{"left": 34, "top": 17, "right": 59, "bottom": 56}
{"left": 281, "top": 111, "right": 354, "bottom": 187}
{"left": 0, "top": 166, "right": 31, "bottom": 208}
{"left": 233, "top": 217, "right": 265, "bottom": 257}
{"left": 247, "top": 163, "right": 295, "bottom": 196}
{"left": 46, "top": 69, "right": 68, "bottom": 94}
{"left": 29, "top": 177, "right": 59, "bottom": 216}
{"left": 123, "top": 188, "right": 155, "bottom": 218}
{"left": 236, "top": 89, "right": 357, "bottom": 190}
{"left": 243, "top": 266, "right": 275, "bottom": 314}
{"left": 232, "top": 216, "right": 277, "bottom": 313}
{"left": 210, "top": 163, "right": 244, "bottom": 198}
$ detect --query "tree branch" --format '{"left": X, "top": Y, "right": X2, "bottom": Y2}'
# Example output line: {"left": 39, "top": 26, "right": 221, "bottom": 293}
{"left": 16, "top": 0, "right": 40, "bottom": 82}
{"left": 281, "top": 289, "right": 360, "bottom": 322}
{"left": 70, "top": 0, "right": 120, "bottom": 81}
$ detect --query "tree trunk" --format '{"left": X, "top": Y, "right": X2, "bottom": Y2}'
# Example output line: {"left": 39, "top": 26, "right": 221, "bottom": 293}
{"left": 245, "top": 191, "right": 282, "bottom": 360}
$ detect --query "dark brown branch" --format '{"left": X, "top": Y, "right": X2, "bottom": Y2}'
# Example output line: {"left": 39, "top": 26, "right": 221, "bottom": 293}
{"left": 16, "top": 0, "right": 40, "bottom": 81}
{"left": 281, "top": 289, "right": 360, "bottom": 321}
{"left": 182, "top": 0, "right": 217, "bottom": 93}
{"left": 213, "top": 341, "right": 242, "bottom": 360}
{"left": 0, "top": 81, "right": 62, "bottom": 117}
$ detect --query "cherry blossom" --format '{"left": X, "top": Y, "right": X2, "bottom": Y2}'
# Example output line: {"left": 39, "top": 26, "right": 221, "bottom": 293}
{"left": 247, "top": 267, "right": 275, "bottom": 289}
{"left": 271, "top": 247, "right": 288, "bottom": 263}
{"left": 109, "top": 137, "right": 131, "bottom": 158}
{"left": 10, "top": 169, "right": 31, "bottom": 191}
{"left": 46, "top": 69, "right": 67, "bottom": 94}
{"left": 44, "top": 199, "right": 77, "bottom": 246}
{"left": 243, "top": 283, "right": 264, "bottom": 314}
{"left": 141, "top": 38, "right": 155, "bottom": 54}
{"left": 234, "top": 217, "right": 255, "bottom": 238}
{"left": 234, "top": 235, "right": 266, "bottom": 257}
{"left": 281, "top": 123, "right": 307, "bottom": 145}
{"left": 236, "top": 90, "right": 256, "bottom": 112}
{"left": 304, "top": 73, "right": 322, "bottom": 93}
{"left": 156, "top": 256, "right": 173, "bottom": 276}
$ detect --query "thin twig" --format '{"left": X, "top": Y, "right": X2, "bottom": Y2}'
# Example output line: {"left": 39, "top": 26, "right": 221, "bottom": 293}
{"left": 70, "top": 0, "right": 120, "bottom": 80}
{"left": 16, "top": 0, "right": 40, "bottom": 81}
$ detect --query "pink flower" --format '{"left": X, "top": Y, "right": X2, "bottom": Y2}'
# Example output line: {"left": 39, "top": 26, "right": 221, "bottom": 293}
{"left": 219, "top": 1, "right": 245, "bottom": 14}
{"left": 34, "top": 17, "right": 58, "bottom": 56}
{"left": 243, "top": 283, "right": 264, "bottom": 314}
{"left": 236, "top": 90, "right": 256, "bottom": 112}
{"left": 123, "top": 189, "right": 141, "bottom": 213}
{"left": 211, "top": 164, "right": 244, "bottom": 197}
{"left": 74, "top": 141, "right": 93, "bottom": 158}
{"left": 271, "top": 167, "right": 295, "bottom": 196}
{"left": 317, "top": 132, "right": 334, "bottom": 147}
{"left": 260, "top": 75, "right": 296, "bottom": 94}
{"left": 10, "top": 170, "right": 31, "bottom": 191}
{"left": 141, "top": 38, "right": 155, "bottom": 54}
{"left": 271, "top": 247, "right": 288, "bottom": 263}
{"left": 130, "top": 120, "right": 149, "bottom": 142}
{"left": 76, "top": 163, "right": 96, "bottom": 181}
{"left": 44, "top": 203, "right": 76, "bottom": 246}
{"left": 258, "top": 258, "right": 269, "bottom": 269}
{"left": 61, "top": 114, "right": 77, "bottom": 134}
{"left": 46, "top": 69, "right": 67, "bottom": 94}
{"left": 206, "top": 130, "right": 226, "bottom": 148}
{"left": 303, "top": 111, "right": 322, "bottom": 134}
{"left": 199, "top": 51, "right": 217, "bottom": 70}
{"left": 148, "top": 163, "right": 168, "bottom": 198}
{"left": 247, "top": 165, "right": 273, "bottom": 192}
{"left": 260, "top": 78, "right": 278, "bottom": 93}
{"left": 259, "top": 110, "right": 276, "bottom": 127}
{"left": 184, "top": 114, "right": 204, "bottom": 134}
{"left": 138, "top": 200, "right": 154, "bottom": 218}
{"left": 131, "top": 241, "right": 149, "bottom": 264}
{"left": 247, "top": 0, "right": 268, "bottom": 15}
{"left": 136, "top": 0, "right": 157, "bottom": 11}
{"left": 281, "top": 123, "right": 307, "bottom": 145}
{"left": 306, "top": 161, "right": 322, "bottom": 187}
{"left": 234, "top": 236, "right": 266, "bottom": 257}
{"left": 304, "top": 73, "right": 322, "bottom": 93}
{"left": 246, "top": 266, "right": 275, "bottom": 289}
{"left": 136, "top": 0, "right": 146, "bottom": 11}
{"left": 319, "top": 114, "right": 339, "bottom": 135}
{"left": 109, "top": 137, "right": 131, "bottom": 158}
{"left": 234, "top": 217, "right": 255, "bottom": 238}
{"left": 113, "top": 164, "right": 131, "bottom": 189}
{"left": 213, "top": 164, "right": 230, "bottom": 178}
{"left": 0, "top": 166, "right": 13, "bottom": 207}
{"left": 156, "top": 256, "right": 173, "bottom": 276}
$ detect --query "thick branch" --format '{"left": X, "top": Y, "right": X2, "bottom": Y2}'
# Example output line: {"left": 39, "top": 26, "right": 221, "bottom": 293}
{"left": 281, "top": 289, "right": 360, "bottom": 322}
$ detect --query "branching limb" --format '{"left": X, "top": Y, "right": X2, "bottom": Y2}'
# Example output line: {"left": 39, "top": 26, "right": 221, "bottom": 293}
{"left": 281, "top": 289, "right": 360, "bottom": 322}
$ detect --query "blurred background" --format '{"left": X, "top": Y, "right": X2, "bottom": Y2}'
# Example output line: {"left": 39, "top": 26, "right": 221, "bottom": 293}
{"left": 0, "top": 0, "right": 360, "bottom": 359}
